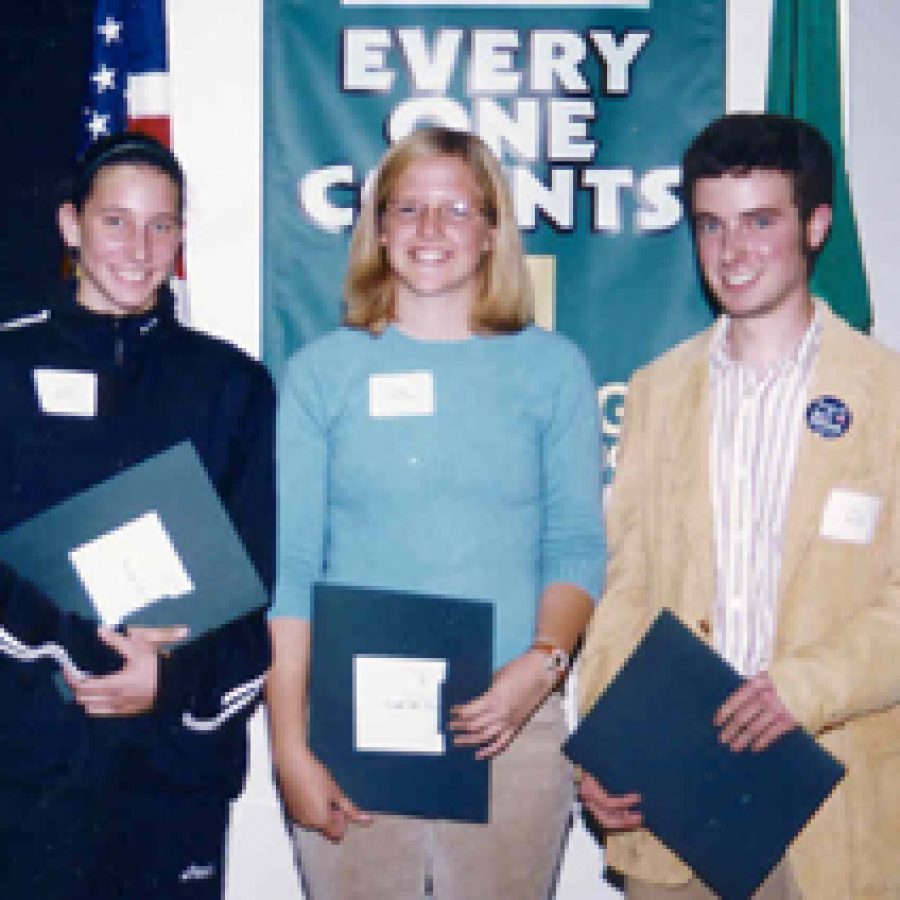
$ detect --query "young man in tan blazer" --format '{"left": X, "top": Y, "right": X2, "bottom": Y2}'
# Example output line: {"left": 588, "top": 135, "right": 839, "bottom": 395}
{"left": 578, "top": 114, "right": 899, "bottom": 899}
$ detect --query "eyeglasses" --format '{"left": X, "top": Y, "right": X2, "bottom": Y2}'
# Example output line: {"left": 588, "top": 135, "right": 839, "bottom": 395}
{"left": 384, "top": 198, "right": 485, "bottom": 227}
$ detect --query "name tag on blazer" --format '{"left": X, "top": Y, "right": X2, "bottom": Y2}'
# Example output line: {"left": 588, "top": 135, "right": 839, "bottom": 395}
{"left": 820, "top": 488, "right": 882, "bottom": 545}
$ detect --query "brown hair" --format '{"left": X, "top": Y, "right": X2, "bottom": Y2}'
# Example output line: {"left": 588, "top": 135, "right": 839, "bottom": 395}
{"left": 344, "top": 127, "right": 533, "bottom": 334}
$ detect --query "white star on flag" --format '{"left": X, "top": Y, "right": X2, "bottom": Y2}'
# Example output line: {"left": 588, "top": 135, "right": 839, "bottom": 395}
{"left": 97, "top": 16, "right": 123, "bottom": 45}
{"left": 87, "top": 110, "right": 111, "bottom": 139}
{"left": 90, "top": 63, "right": 116, "bottom": 93}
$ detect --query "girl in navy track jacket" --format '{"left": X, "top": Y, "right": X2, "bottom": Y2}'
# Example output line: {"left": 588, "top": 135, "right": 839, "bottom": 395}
{"left": 0, "top": 132, "right": 273, "bottom": 899}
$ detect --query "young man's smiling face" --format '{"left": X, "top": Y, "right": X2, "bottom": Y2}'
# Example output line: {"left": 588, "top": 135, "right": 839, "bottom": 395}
{"left": 691, "top": 169, "right": 831, "bottom": 322}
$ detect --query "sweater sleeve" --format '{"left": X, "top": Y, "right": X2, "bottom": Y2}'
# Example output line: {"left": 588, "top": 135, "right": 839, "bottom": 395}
{"left": 539, "top": 342, "right": 606, "bottom": 600}
{"left": 269, "top": 348, "right": 330, "bottom": 622}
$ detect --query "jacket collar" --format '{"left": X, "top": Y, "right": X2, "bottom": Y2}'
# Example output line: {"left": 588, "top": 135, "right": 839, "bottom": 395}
{"left": 664, "top": 330, "right": 716, "bottom": 620}
{"left": 49, "top": 283, "right": 177, "bottom": 361}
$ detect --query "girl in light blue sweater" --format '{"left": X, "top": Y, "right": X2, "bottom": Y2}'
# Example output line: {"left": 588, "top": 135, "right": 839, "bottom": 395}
{"left": 268, "top": 126, "right": 604, "bottom": 900}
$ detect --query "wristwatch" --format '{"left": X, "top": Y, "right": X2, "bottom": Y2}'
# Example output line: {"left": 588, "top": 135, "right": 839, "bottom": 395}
{"left": 530, "top": 639, "right": 570, "bottom": 679}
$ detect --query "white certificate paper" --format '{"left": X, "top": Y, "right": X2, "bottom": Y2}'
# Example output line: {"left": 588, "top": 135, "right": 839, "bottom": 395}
{"left": 354, "top": 656, "right": 447, "bottom": 754}
{"left": 68, "top": 510, "right": 194, "bottom": 625}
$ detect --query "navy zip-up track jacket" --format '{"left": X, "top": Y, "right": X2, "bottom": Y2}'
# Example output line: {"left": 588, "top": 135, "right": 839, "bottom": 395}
{"left": 0, "top": 288, "right": 274, "bottom": 823}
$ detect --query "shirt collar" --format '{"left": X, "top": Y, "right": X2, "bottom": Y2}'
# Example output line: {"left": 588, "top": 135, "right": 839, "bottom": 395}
{"left": 709, "top": 299, "right": 824, "bottom": 381}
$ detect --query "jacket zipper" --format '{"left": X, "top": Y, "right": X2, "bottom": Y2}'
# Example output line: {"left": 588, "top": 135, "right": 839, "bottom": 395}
{"left": 114, "top": 318, "right": 124, "bottom": 368}
{"left": 113, "top": 318, "right": 126, "bottom": 470}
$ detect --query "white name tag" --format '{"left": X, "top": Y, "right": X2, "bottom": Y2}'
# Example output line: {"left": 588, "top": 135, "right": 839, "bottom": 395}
{"left": 353, "top": 655, "right": 446, "bottom": 754}
{"left": 369, "top": 372, "right": 434, "bottom": 418}
{"left": 820, "top": 488, "right": 882, "bottom": 545}
{"left": 33, "top": 368, "right": 98, "bottom": 418}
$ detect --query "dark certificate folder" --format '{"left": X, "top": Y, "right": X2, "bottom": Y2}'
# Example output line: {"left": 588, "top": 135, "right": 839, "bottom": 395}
{"left": 565, "top": 609, "right": 845, "bottom": 900}
{"left": 0, "top": 441, "right": 268, "bottom": 645}
{"left": 309, "top": 583, "right": 494, "bottom": 823}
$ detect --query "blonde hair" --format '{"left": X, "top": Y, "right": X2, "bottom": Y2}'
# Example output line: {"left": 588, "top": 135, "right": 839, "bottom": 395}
{"left": 344, "top": 127, "right": 533, "bottom": 335}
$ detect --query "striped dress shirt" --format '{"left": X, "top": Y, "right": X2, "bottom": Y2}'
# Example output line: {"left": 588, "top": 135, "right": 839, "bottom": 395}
{"left": 709, "top": 309, "right": 822, "bottom": 677}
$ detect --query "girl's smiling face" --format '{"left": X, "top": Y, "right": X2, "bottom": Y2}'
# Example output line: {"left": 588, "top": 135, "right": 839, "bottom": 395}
{"left": 59, "top": 163, "right": 182, "bottom": 316}
{"left": 380, "top": 154, "right": 495, "bottom": 312}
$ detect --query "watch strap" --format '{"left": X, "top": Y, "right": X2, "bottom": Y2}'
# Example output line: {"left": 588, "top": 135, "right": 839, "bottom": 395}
{"left": 530, "top": 639, "right": 570, "bottom": 676}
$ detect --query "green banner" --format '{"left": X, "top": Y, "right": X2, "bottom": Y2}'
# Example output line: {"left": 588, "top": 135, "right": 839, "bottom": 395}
{"left": 767, "top": 0, "right": 871, "bottom": 333}
{"left": 263, "top": 0, "right": 724, "bottom": 473}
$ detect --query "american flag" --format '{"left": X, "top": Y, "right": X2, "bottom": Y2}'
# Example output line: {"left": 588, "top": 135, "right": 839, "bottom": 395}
{"left": 82, "top": 0, "right": 170, "bottom": 149}
{"left": 81, "top": 0, "right": 189, "bottom": 315}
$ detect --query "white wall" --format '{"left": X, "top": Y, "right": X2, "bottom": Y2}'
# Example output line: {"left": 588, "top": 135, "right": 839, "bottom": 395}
{"left": 846, "top": 0, "right": 900, "bottom": 348}
{"left": 167, "top": 0, "right": 261, "bottom": 357}
{"left": 167, "top": 3, "right": 900, "bottom": 897}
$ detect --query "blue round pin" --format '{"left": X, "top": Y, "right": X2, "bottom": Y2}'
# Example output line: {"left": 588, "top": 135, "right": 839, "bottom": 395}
{"left": 806, "top": 395, "right": 852, "bottom": 438}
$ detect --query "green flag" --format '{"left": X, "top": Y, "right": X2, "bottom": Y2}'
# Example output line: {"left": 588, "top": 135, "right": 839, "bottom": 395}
{"left": 767, "top": 0, "right": 871, "bottom": 332}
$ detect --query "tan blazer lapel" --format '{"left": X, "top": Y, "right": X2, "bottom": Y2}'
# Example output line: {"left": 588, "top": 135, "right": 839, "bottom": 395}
{"left": 778, "top": 309, "right": 876, "bottom": 602}
{"left": 666, "top": 341, "right": 716, "bottom": 624}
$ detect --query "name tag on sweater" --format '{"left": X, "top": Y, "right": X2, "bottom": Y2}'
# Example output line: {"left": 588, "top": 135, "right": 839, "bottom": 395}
{"left": 820, "top": 488, "right": 882, "bottom": 545}
{"left": 33, "top": 368, "right": 98, "bottom": 417}
{"left": 369, "top": 372, "right": 434, "bottom": 417}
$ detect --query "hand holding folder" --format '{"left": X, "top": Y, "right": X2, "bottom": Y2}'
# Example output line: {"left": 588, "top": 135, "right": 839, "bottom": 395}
{"left": 309, "top": 583, "right": 494, "bottom": 822}
{"left": 0, "top": 441, "right": 268, "bottom": 675}
{"left": 62, "top": 623, "right": 188, "bottom": 716}
{"left": 566, "top": 609, "right": 845, "bottom": 900}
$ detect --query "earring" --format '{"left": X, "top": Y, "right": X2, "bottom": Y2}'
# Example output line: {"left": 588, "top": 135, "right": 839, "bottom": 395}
{"left": 61, "top": 247, "right": 80, "bottom": 280}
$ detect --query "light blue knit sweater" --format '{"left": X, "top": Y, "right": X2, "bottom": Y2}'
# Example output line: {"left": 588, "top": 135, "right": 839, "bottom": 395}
{"left": 272, "top": 324, "right": 605, "bottom": 668}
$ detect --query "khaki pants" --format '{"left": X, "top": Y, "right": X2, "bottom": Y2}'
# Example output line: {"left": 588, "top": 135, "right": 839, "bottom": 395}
{"left": 294, "top": 696, "right": 573, "bottom": 900}
{"left": 628, "top": 858, "right": 801, "bottom": 900}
